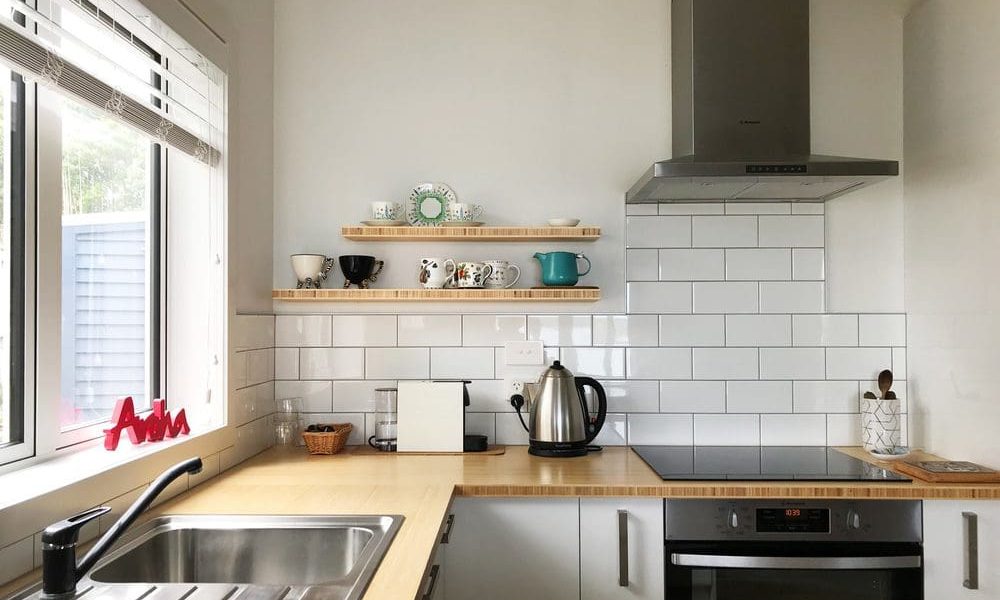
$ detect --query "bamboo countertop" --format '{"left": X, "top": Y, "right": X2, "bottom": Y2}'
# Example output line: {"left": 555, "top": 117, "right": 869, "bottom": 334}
{"left": 5, "top": 446, "right": 999, "bottom": 600}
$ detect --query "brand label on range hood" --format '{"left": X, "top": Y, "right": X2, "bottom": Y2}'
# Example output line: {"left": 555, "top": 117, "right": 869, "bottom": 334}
{"left": 746, "top": 164, "right": 808, "bottom": 174}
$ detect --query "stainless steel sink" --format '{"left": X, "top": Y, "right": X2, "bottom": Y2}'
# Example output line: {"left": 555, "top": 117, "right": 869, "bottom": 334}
{"left": 15, "top": 515, "right": 403, "bottom": 600}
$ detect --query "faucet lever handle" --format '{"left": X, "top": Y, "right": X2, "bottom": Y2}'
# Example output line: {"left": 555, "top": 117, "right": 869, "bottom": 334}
{"left": 42, "top": 507, "right": 111, "bottom": 547}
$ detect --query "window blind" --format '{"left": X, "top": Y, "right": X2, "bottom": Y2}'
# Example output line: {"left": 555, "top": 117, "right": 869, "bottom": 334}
{"left": 0, "top": 0, "right": 223, "bottom": 165}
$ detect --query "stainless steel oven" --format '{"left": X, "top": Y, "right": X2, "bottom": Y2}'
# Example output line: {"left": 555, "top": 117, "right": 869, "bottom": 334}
{"left": 664, "top": 499, "right": 923, "bottom": 599}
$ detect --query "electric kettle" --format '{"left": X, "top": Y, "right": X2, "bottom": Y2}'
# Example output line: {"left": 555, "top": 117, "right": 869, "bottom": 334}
{"left": 510, "top": 360, "right": 607, "bottom": 457}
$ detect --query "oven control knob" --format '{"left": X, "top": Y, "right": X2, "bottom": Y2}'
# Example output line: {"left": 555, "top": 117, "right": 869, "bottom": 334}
{"left": 847, "top": 509, "right": 861, "bottom": 530}
{"left": 728, "top": 509, "right": 739, "bottom": 529}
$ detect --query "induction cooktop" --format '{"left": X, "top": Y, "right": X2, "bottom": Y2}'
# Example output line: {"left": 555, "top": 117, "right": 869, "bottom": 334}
{"left": 631, "top": 446, "right": 911, "bottom": 482}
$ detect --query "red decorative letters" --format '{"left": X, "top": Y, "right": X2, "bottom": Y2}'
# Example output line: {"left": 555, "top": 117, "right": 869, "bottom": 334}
{"left": 103, "top": 397, "right": 191, "bottom": 450}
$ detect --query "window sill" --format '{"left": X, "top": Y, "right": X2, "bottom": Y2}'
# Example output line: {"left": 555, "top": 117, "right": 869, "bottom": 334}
{"left": 0, "top": 423, "right": 234, "bottom": 548}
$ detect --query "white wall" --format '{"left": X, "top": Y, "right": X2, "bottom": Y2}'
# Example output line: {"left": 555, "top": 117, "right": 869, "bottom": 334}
{"left": 273, "top": 0, "right": 906, "bottom": 316}
{"left": 903, "top": 1, "right": 1000, "bottom": 464}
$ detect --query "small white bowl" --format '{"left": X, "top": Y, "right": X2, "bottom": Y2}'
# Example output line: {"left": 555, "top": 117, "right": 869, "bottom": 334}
{"left": 547, "top": 218, "right": 580, "bottom": 227}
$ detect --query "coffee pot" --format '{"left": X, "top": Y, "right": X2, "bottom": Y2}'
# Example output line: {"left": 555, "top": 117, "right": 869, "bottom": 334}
{"left": 510, "top": 360, "right": 607, "bottom": 457}
{"left": 533, "top": 251, "right": 591, "bottom": 286}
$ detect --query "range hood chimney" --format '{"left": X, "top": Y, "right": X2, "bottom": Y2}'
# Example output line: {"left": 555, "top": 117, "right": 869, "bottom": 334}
{"left": 626, "top": 0, "right": 898, "bottom": 203}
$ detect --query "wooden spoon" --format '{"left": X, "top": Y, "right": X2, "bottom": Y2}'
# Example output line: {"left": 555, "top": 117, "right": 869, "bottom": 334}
{"left": 878, "top": 369, "right": 893, "bottom": 399}
{"left": 885, "top": 390, "right": 897, "bottom": 400}
{"left": 863, "top": 391, "right": 878, "bottom": 400}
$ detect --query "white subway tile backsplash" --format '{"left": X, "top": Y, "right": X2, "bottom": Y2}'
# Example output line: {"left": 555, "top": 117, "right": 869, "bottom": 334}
{"left": 725, "top": 315, "right": 791, "bottom": 346}
{"left": 626, "top": 216, "right": 691, "bottom": 248}
{"left": 495, "top": 413, "right": 530, "bottom": 445}
{"left": 464, "top": 413, "right": 497, "bottom": 442}
{"left": 826, "top": 347, "right": 892, "bottom": 380}
{"left": 859, "top": 314, "right": 906, "bottom": 346}
{"left": 0, "top": 537, "right": 33, "bottom": 584}
{"left": 692, "top": 216, "right": 757, "bottom": 248}
{"left": 465, "top": 380, "right": 509, "bottom": 412}
{"left": 758, "top": 215, "right": 824, "bottom": 247}
{"left": 593, "top": 414, "right": 628, "bottom": 446}
{"left": 892, "top": 347, "right": 907, "bottom": 378}
{"left": 693, "top": 282, "right": 758, "bottom": 313}
{"left": 431, "top": 347, "right": 494, "bottom": 379}
{"left": 365, "top": 347, "right": 430, "bottom": 379}
{"left": 725, "top": 249, "right": 791, "bottom": 281}
{"left": 659, "top": 381, "right": 726, "bottom": 413}
{"left": 694, "top": 414, "right": 760, "bottom": 445}
{"left": 792, "top": 248, "right": 825, "bottom": 280}
{"left": 793, "top": 381, "right": 859, "bottom": 413}
{"left": 826, "top": 414, "right": 862, "bottom": 445}
{"left": 331, "top": 380, "right": 396, "bottom": 412}
{"left": 659, "top": 315, "right": 725, "bottom": 347}
{"left": 792, "top": 314, "right": 858, "bottom": 346}
{"left": 659, "top": 249, "right": 725, "bottom": 280}
{"left": 275, "top": 380, "right": 332, "bottom": 412}
{"left": 724, "top": 202, "right": 791, "bottom": 215}
{"left": 593, "top": 315, "right": 658, "bottom": 347}
{"left": 627, "top": 282, "right": 692, "bottom": 314}
{"left": 462, "top": 315, "right": 526, "bottom": 345}
{"left": 233, "top": 315, "right": 275, "bottom": 351}
{"left": 726, "top": 381, "right": 792, "bottom": 413}
{"left": 275, "top": 315, "right": 331, "bottom": 347}
{"left": 627, "top": 348, "right": 692, "bottom": 379}
{"left": 274, "top": 348, "right": 299, "bottom": 379}
{"left": 626, "top": 249, "right": 658, "bottom": 281}
{"left": 628, "top": 414, "right": 694, "bottom": 445}
{"left": 398, "top": 315, "right": 462, "bottom": 346}
{"left": 760, "top": 414, "right": 827, "bottom": 445}
{"left": 605, "top": 380, "right": 660, "bottom": 412}
{"left": 527, "top": 315, "right": 592, "bottom": 346}
{"left": 660, "top": 202, "right": 725, "bottom": 215}
{"left": 692, "top": 348, "right": 759, "bottom": 380}
{"left": 759, "top": 282, "right": 825, "bottom": 313}
{"left": 247, "top": 348, "right": 275, "bottom": 386}
{"left": 561, "top": 347, "right": 625, "bottom": 378}
{"left": 300, "top": 348, "right": 365, "bottom": 379}
{"left": 331, "top": 315, "right": 396, "bottom": 347}
{"left": 759, "top": 347, "right": 825, "bottom": 379}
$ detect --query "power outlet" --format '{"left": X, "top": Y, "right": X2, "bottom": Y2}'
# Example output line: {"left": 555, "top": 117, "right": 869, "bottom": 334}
{"left": 504, "top": 340, "right": 545, "bottom": 366}
{"left": 506, "top": 379, "right": 525, "bottom": 399}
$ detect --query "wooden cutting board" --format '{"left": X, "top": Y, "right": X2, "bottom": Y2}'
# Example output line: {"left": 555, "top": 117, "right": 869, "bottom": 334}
{"left": 894, "top": 460, "right": 1000, "bottom": 483}
{"left": 352, "top": 445, "right": 506, "bottom": 456}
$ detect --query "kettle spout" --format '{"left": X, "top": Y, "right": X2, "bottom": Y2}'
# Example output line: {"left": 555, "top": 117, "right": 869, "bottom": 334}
{"left": 533, "top": 252, "right": 548, "bottom": 264}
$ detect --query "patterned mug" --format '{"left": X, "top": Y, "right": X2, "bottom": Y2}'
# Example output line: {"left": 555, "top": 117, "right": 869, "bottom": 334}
{"left": 483, "top": 260, "right": 521, "bottom": 289}
{"left": 419, "top": 257, "right": 457, "bottom": 289}
{"left": 370, "top": 201, "right": 403, "bottom": 221}
{"left": 446, "top": 203, "right": 484, "bottom": 222}
{"left": 452, "top": 261, "right": 494, "bottom": 288}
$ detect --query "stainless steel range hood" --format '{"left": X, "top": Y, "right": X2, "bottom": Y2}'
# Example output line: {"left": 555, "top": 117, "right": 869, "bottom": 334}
{"left": 626, "top": 0, "right": 898, "bottom": 204}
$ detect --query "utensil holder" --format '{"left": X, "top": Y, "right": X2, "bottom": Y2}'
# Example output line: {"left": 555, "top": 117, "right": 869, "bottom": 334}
{"left": 861, "top": 397, "right": 901, "bottom": 453}
{"left": 302, "top": 423, "right": 353, "bottom": 455}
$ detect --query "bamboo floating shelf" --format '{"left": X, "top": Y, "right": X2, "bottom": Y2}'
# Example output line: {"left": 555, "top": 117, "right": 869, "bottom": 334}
{"left": 340, "top": 225, "right": 600, "bottom": 242}
{"left": 272, "top": 288, "right": 601, "bottom": 302}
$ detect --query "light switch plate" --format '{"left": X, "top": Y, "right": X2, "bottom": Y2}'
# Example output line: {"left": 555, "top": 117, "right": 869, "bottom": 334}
{"left": 504, "top": 340, "right": 544, "bottom": 365}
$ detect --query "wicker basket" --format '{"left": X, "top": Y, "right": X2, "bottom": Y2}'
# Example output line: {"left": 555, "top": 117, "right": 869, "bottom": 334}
{"left": 301, "top": 423, "right": 353, "bottom": 455}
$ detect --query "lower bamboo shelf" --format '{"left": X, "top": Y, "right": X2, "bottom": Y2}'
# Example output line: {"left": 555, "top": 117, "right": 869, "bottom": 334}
{"left": 272, "top": 287, "right": 601, "bottom": 302}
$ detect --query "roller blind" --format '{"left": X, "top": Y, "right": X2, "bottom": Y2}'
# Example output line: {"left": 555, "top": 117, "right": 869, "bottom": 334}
{"left": 0, "top": 0, "right": 223, "bottom": 165}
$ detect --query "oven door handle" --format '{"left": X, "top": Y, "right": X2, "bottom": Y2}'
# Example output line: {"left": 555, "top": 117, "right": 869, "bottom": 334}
{"left": 670, "top": 553, "right": 922, "bottom": 570}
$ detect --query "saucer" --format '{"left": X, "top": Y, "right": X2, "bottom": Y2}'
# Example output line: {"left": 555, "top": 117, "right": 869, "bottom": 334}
{"left": 440, "top": 221, "right": 484, "bottom": 227}
{"left": 868, "top": 446, "right": 912, "bottom": 461}
{"left": 362, "top": 219, "right": 407, "bottom": 226}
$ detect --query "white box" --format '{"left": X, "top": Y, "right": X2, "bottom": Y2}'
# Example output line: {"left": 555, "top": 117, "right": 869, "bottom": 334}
{"left": 397, "top": 381, "right": 465, "bottom": 452}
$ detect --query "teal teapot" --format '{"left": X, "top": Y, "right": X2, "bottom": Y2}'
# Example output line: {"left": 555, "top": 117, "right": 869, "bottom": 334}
{"left": 533, "top": 251, "right": 592, "bottom": 286}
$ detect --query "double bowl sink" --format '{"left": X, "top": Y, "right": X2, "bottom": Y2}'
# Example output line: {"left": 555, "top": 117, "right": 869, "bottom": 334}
{"left": 21, "top": 515, "right": 403, "bottom": 600}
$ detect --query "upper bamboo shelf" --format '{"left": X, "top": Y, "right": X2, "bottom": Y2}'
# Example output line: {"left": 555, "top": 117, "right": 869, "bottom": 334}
{"left": 273, "top": 288, "right": 601, "bottom": 302}
{"left": 341, "top": 225, "right": 601, "bottom": 242}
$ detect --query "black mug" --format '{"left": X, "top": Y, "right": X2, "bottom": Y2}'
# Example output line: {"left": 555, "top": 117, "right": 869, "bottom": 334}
{"left": 339, "top": 255, "right": 384, "bottom": 289}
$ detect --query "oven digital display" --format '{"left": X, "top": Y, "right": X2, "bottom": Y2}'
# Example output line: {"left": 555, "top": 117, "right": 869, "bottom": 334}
{"left": 756, "top": 508, "right": 830, "bottom": 533}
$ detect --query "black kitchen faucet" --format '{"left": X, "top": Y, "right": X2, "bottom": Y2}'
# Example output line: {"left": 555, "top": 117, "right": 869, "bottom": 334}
{"left": 40, "top": 457, "right": 203, "bottom": 597}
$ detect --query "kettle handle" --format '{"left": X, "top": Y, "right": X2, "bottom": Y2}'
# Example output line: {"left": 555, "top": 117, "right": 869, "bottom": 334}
{"left": 575, "top": 376, "right": 607, "bottom": 445}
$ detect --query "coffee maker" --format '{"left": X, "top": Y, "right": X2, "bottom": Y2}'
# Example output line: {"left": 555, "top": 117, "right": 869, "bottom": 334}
{"left": 510, "top": 361, "right": 607, "bottom": 457}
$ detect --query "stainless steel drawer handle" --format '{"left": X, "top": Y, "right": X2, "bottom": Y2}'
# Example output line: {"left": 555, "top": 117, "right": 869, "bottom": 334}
{"left": 963, "top": 511, "right": 979, "bottom": 590}
{"left": 422, "top": 564, "right": 441, "bottom": 600}
{"left": 440, "top": 513, "right": 455, "bottom": 544}
{"left": 617, "top": 509, "right": 629, "bottom": 587}
{"left": 671, "top": 553, "right": 922, "bottom": 570}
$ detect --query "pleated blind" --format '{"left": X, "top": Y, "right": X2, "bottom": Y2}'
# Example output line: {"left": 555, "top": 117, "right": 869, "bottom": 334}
{"left": 0, "top": 0, "right": 224, "bottom": 165}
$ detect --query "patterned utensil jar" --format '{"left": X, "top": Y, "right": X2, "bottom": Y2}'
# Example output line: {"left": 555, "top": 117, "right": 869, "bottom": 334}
{"left": 861, "top": 397, "right": 901, "bottom": 454}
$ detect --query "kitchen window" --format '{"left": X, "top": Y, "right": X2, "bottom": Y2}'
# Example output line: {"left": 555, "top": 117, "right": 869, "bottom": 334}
{"left": 0, "top": 0, "right": 226, "bottom": 469}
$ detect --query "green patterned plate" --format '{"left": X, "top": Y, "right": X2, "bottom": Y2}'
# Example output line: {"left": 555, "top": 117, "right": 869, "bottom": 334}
{"left": 408, "top": 182, "right": 457, "bottom": 226}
